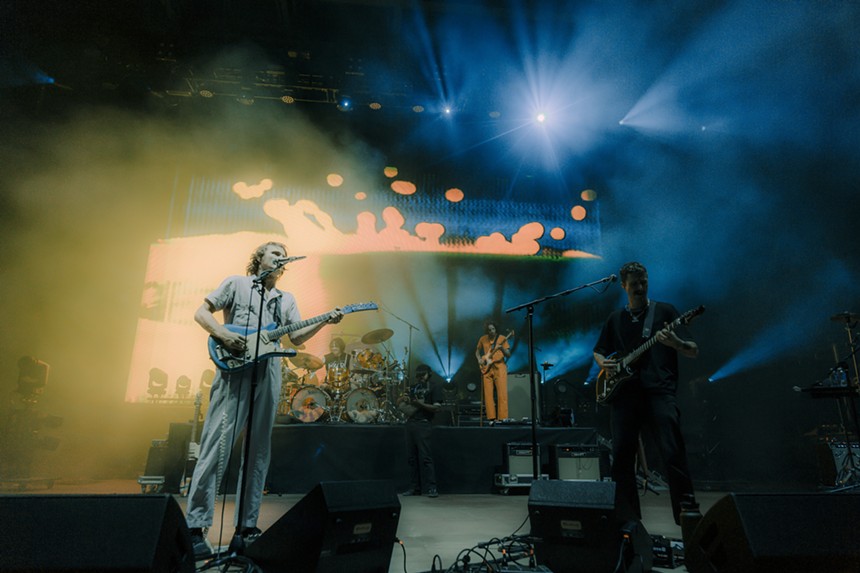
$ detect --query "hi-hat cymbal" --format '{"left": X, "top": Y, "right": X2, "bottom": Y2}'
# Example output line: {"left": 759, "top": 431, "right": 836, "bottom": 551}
{"left": 361, "top": 328, "right": 394, "bottom": 344}
{"left": 830, "top": 311, "right": 859, "bottom": 324}
{"left": 290, "top": 352, "right": 324, "bottom": 371}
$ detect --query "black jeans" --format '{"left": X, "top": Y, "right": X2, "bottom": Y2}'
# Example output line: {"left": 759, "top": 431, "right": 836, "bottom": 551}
{"left": 610, "top": 390, "right": 694, "bottom": 525}
{"left": 405, "top": 419, "right": 437, "bottom": 493}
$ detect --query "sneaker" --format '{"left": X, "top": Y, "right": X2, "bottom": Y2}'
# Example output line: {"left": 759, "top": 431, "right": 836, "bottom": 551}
{"left": 241, "top": 526, "right": 263, "bottom": 543}
{"left": 400, "top": 489, "right": 421, "bottom": 496}
{"left": 427, "top": 489, "right": 439, "bottom": 498}
{"left": 188, "top": 528, "right": 213, "bottom": 559}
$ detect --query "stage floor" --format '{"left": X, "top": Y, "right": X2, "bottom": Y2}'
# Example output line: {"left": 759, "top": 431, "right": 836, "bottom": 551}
{"left": 6, "top": 478, "right": 724, "bottom": 573}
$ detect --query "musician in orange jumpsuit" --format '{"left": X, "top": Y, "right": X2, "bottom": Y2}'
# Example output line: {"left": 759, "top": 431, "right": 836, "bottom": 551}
{"left": 475, "top": 320, "right": 511, "bottom": 423}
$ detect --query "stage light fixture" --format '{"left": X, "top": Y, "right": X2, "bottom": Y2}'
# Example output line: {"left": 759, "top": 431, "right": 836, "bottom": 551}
{"left": 281, "top": 95, "right": 296, "bottom": 104}
{"left": 489, "top": 111, "right": 501, "bottom": 118}
{"left": 412, "top": 105, "right": 425, "bottom": 113}
{"left": 175, "top": 375, "right": 191, "bottom": 399}
{"left": 148, "top": 368, "right": 168, "bottom": 398}
{"left": 198, "top": 89, "right": 214, "bottom": 98}
{"left": 369, "top": 101, "right": 382, "bottom": 110}
{"left": 337, "top": 95, "right": 352, "bottom": 111}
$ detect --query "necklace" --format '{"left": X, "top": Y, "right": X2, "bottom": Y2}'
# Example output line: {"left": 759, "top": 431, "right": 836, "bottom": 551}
{"left": 625, "top": 300, "right": 650, "bottom": 323}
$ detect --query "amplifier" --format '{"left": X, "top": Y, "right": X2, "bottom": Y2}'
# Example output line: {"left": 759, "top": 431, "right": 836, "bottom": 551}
{"left": 550, "top": 444, "right": 602, "bottom": 481}
{"left": 504, "top": 442, "right": 542, "bottom": 475}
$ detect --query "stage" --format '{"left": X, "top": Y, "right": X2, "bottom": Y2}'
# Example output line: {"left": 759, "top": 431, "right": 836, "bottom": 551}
{"left": 155, "top": 422, "right": 599, "bottom": 495}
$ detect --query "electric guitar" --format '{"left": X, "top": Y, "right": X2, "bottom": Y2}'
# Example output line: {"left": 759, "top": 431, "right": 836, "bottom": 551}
{"left": 479, "top": 330, "right": 514, "bottom": 374}
{"left": 208, "top": 302, "right": 378, "bottom": 373}
{"left": 595, "top": 305, "right": 705, "bottom": 404}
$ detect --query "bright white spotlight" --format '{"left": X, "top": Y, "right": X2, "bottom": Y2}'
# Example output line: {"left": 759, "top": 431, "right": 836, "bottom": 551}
{"left": 444, "top": 107, "right": 452, "bottom": 115}
{"left": 536, "top": 113, "right": 546, "bottom": 123}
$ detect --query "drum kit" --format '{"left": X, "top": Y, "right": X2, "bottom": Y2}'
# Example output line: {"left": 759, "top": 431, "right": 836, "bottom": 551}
{"left": 277, "top": 328, "right": 408, "bottom": 424}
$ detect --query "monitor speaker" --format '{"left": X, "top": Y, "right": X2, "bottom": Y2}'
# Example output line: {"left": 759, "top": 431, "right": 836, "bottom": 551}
{"left": 245, "top": 480, "right": 401, "bottom": 573}
{"left": 685, "top": 492, "right": 860, "bottom": 573}
{"left": 528, "top": 480, "right": 652, "bottom": 573}
{"left": 0, "top": 494, "right": 194, "bottom": 573}
{"left": 507, "top": 373, "right": 532, "bottom": 420}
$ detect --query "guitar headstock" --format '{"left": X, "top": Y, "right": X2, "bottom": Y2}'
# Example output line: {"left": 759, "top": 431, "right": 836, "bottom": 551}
{"left": 680, "top": 305, "right": 706, "bottom": 325}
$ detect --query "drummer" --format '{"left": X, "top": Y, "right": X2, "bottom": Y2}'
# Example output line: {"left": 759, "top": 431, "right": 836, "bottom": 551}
{"left": 323, "top": 337, "right": 350, "bottom": 391}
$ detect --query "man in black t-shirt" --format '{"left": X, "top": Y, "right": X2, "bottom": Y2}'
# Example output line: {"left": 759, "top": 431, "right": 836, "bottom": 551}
{"left": 398, "top": 364, "right": 444, "bottom": 497}
{"left": 593, "top": 261, "right": 699, "bottom": 525}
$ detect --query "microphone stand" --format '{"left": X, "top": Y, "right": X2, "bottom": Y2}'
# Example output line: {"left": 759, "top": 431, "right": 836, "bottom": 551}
{"left": 381, "top": 305, "right": 421, "bottom": 392}
{"left": 505, "top": 275, "right": 616, "bottom": 481}
{"left": 202, "top": 264, "right": 284, "bottom": 570}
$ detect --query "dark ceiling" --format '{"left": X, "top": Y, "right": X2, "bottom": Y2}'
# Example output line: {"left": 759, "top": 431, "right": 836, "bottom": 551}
{"left": 2, "top": 0, "right": 551, "bottom": 114}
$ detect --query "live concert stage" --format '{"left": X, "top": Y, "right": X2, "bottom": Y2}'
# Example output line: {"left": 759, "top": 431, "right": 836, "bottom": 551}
{"left": 165, "top": 423, "right": 598, "bottom": 495}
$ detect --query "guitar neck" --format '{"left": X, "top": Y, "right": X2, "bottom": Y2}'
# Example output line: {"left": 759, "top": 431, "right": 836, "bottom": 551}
{"left": 622, "top": 318, "right": 679, "bottom": 367}
{"left": 267, "top": 311, "right": 335, "bottom": 340}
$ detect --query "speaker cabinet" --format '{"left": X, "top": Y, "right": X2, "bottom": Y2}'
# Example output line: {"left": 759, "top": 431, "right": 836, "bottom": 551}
{"left": 528, "top": 480, "right": 652, "bottom": 573}
{"left": 507, "top": 373, "right": 533, "bottom": 421}
{"left": 246, "top": 480, "right": 401, "bottom": 573}
{"left": 685, "top": 493, "right": 860, "bottom": 573}
{"left": 0, "top": 494, "right": 194, "bottom": 573}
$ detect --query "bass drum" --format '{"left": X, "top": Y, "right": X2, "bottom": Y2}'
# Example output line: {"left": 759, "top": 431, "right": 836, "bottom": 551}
{"left": 343, "top": 387, "right": 379, "bottom": 424}
{"left": 290, "top": 386, "right": 330, "bottom": 423}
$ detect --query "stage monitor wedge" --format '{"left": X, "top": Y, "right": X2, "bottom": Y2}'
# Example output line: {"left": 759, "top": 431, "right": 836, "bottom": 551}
{"left": 685, "top": 492, "right": 860, "bottom": 573}
{"left": 528, "top": 479, "right": 652, "bottom": 573}
{"left": 246, "top": 479, "right": 401, "bottom": 573}
{"left": 0, "top": 494, "right": 194, "bottom": 573}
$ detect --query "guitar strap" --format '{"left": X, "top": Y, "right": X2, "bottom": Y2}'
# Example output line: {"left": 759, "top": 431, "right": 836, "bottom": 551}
{"left": 641, "top": 300, "right": 657, "bottom": 338}
{"left": 271, "top": 294, "right": 283, "bottom": 326}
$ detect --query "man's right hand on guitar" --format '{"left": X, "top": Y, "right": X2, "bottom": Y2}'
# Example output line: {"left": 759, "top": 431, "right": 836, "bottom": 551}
{"left": 221, "top": 331, "right": 247, "bottom": 352}
{"left": 602, "top": 358, "right": 620, "bottom": 375}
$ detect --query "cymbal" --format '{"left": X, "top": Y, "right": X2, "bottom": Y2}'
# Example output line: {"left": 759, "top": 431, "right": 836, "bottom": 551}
{"left": 830, "top": 311, "right": 859, "bottom": 324}
{"left": 362, "top": 328, "right": 394, "bottom": 344}
{"left": 290, "top": 352, "right": 324, "bottom": 371}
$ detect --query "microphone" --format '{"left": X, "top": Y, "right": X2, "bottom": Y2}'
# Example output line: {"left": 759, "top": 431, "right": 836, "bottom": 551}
{"left": 606, "top": 274, "right": 618, "bottom": 283}
{"left": 274, "top": 256, "right": 307, "bottom": 266}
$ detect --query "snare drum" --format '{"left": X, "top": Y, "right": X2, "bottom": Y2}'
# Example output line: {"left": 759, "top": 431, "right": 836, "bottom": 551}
{"left": 290, "top": 386, "right": 331, "bottom": 423}
{"left": 343, "top": 387, "right": 379, "bottom": 424}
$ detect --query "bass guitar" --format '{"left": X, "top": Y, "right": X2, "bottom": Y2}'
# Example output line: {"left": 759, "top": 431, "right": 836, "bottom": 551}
{"left": 208, "top": 302, "right": 378, "bottom": 373}
{"left": 595, "top": 305, "right": 705, "bottom": 404}
{"left": 479, "top": 330, "right": 514, "bottom": 375}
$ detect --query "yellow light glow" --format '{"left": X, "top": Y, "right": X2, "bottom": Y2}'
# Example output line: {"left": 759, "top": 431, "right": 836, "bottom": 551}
{"left": 580, "top": 189, "right": 597, "bottom": 201}
{"left": 326, "top": 173, "right": 344, "bottom": 187}
{"left": 383, "top": 166, "right": 398, "bottom": 178}
{"left": 550, "top": 227, "right": 565, "bottom": 240}
{"left": 355, "top": 191, "right": 367, "bottom": 200}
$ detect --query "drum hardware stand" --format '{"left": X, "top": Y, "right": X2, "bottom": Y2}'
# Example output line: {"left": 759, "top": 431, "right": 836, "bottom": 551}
{"left": 379, "top": 304, "right": 420, "bottom": 400}
{"left": 200, "top": 263, "right": 288, "bottom": 571}
{"left": 506, "top": 274, "right": 617, "bottom": 480}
